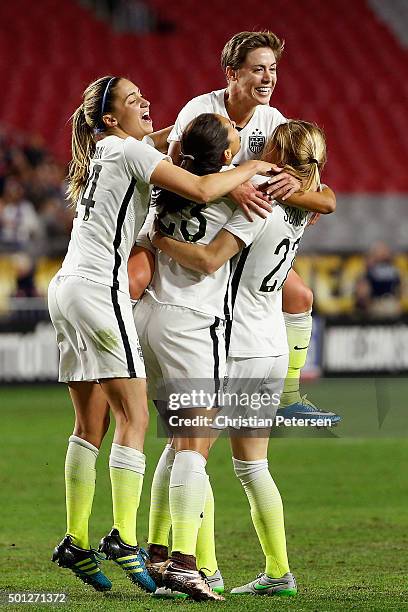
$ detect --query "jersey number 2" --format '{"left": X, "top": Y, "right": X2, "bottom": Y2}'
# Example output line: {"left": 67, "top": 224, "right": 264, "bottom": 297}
{"left": 158, "top": 204, "right": 207, "bottom": 243}
{"left": 259, "top": 237, "right": 300, "bottom": 293}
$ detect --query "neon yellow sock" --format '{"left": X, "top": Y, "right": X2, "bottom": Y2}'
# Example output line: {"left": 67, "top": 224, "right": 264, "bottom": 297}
{"left": 110, "top": 444, "right": 145, "bottom": 546}
{"left": 65, "top": 435, "right": 98, "bottom": 549}
{"left": 148, "top": 444, "right": 175, "bottom": 546}
{"left": 233, "top": 458, "right": 290, "bottom": 578}
{"left": 170, "top": 451, "right": 207, "bottom": 556}
{"left": 281, "top": 311, "right": 312, "bottom": 406}
{"left": 196, "top": 477, "right": 218, "bottom": 576}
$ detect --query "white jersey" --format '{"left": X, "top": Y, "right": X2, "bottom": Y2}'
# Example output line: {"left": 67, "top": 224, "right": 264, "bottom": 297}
{"left": 58, "top": 135, "right": 167, "bottom": 295}
{"left": 224, "top": 202, "right": 310, "bottom": 357}
{"left": 136, "top": 186, "right": 260, "bottom": 319}
{"left": 168, "top": 89, "right": 286, "bottom": 164}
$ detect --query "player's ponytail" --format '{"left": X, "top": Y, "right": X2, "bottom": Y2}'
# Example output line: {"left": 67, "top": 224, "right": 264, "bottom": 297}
{"left": 67, "top": 104, "right": 94, "bottom": 204}
{"left": 67, "top": 76, "right": 120, "bottom": 205}
{"left": 156, "top": 113, "right": 230, "bottom": 214}
{"left": 262, "top": 120, "right": 327, "bottom": 192}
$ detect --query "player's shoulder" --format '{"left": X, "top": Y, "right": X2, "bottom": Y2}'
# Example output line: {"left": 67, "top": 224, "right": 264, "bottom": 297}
{"left": 254, "top": 105, "right": 287, "bottom": 126}
{"left": 182, "top": 89, "right": 225, "bottom": 113}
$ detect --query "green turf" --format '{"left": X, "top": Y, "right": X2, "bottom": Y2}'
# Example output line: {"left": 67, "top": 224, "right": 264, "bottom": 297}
{"left": 0, "top": 385, "right": 407, "bottom": 611}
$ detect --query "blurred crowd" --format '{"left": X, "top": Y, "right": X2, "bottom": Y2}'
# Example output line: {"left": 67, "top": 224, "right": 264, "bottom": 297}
{"left": 354, "top": 242, "right": 402, "bottom": 319}
{"left": 0, "top": 126, "right": 73, "bottom": 297}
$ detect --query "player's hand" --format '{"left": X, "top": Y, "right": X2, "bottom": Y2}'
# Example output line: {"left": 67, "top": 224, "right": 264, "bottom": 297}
{"left": 260, "top": 172, "right": 301, "bottom": 201}
{"left": 307, "top": 212, "right": 321, "bottom": 226}
{"left": 229, "top": 182, "right": 272, "bottom": 222}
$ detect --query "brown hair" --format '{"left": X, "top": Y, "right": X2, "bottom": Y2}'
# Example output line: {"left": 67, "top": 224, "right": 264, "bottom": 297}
{"left": 262, "top": 120, "right": 327, "bottom": 192}
{"left": 221, "top": 31, "right": 284, "bottom": 71}
{"left": 155, "top": 113, "right": 230, "bottom": 215}
{"left": 67, "top": 76, "right": 120, "bottom": 204}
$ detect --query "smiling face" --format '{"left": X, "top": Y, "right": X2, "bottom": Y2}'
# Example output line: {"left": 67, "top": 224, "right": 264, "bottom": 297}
{"left": 227, "top": 47, "right": 277, "bottom": 107}
{"left": 104, "top": 78, "right": 153, "bottom": 140}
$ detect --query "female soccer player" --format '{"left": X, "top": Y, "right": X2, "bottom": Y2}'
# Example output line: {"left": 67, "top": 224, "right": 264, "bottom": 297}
{"left": 134, "top": 115, "right": 332, "bottom": 600}
{"left": 48, "top": 75, "right": 273, "bottom": 593}
{"left": 168, "top": 31, "right": 338, "bottom": 421}
{"left": 151, "top": 120, "right": 333, "bottom": 597}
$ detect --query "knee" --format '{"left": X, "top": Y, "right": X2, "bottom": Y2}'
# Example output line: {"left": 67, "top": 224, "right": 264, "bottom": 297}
{"left": 175, "top": 438, "right": 210, "bottom": 459}
{"left": 115, "top": 403, "right": 150, "bottom": 433}
{"left": 72, "top": 427, "right": 105, "bottom": 450}
{"left": 283, "top": 283, "right": 313, "bottom": 314}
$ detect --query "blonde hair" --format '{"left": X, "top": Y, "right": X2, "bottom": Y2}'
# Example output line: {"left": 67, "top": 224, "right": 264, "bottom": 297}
{"left": 261, "top": 120, "right": 327, "bottom": 192}
{"left": 67, "top": 76, "right": 120, "bottom": 204}
{"left": 221, "top": 31, "right": 284, "bottom": 71}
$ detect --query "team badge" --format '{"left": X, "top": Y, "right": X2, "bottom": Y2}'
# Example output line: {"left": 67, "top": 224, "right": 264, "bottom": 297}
{"left": 249, "top": 129, "right": 265, "bottom": 154}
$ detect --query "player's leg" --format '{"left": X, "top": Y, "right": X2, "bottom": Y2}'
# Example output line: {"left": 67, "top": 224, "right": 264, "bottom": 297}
{"left": 228, "top": 355, "right": 296, "bottom": 596}
{"left": 52, "top": 382, "right": 113, "bottom": 591}
{"left": 281, "top": 268, "right": 313, "bottom": 407}
{"left": 97, "top": 375, "right": 156, "bottom": 592}
{"left": 55, "top": 278, "right": 155, "bottom": 591}
{"left": 145, "top": 302, "right": 224, "bottom": 600}
{"left": 48, "top": 276, "right": 112, "bottom": 590}
{"left": 280, "top": 269, "right": 341, "bottom": 422}
{"left": 65, "top": 382, "right": 109, "bottom": 550}
{"left": 148, "top": 439, "right": 175, "bottom": 562}
{"left": 134, "top": 298, "right": 174, "bottom": 560}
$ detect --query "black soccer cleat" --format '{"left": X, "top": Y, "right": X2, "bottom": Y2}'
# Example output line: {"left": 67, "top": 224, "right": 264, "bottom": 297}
{"left": 52, "top": 535, "right": 112, "bottom": 591}
{"left": 98, "top": 528, "right": 156, "bottom": 593}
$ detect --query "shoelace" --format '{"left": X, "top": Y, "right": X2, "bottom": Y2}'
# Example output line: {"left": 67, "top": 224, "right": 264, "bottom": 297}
{"left": 91, "top": 549, "right": 106, "bottom": 563}
{"left": 198, "top": 567, "right": 211, "bottom": 584}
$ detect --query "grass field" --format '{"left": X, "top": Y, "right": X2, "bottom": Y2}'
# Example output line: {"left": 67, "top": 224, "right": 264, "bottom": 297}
{"left": 1, "top": 385, "right": 407, "bottom": 611}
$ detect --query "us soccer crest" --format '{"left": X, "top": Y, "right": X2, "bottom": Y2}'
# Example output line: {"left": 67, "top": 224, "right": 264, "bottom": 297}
{"left": 249, "top": 129, "right": 265, "bottom": 154}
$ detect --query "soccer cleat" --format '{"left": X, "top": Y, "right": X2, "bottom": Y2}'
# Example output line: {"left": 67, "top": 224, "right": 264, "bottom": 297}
{"left": 98, "top": 528, "right": 156, "bottom": 593}
{"left": 162, "top": 561, "right": 225, "bottom": 601}
{"left": 146, "top": 559, "right": 170, "bottom": 588}
{"left": 153, "top": 568, "right": 224, "bottom": 599}
{"left": 231, "top": 571, "right": 297, "bottom": 596}
{"left": 52, "top": 535, "right": 112, "bottom": 592}
{"left": 277, "top": 395, "right": 341, "bottom": 425}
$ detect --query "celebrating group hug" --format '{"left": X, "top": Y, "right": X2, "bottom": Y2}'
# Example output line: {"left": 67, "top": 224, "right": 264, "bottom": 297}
{"left": 49, "top": 30, "right": 338, "bottom": 601}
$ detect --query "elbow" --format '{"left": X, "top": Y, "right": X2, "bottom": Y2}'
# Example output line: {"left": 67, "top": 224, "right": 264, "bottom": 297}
{"left": 198, "top": 255, "right": 219, "bottom": 275}
{"left": 320, "top": 199, "right": 336, "bottom": 214}
{"left": 320, "top": 191, "right": 336, "bottom": 214}
{"left": 193, "top": 187, "right": 210, "bottom": 204}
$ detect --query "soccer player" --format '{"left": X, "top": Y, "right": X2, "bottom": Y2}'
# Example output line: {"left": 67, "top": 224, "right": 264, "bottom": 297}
{"left": 48, "top": 76, "right": 272, "bottom": 593}
{"left": 167, "top": 31, "right": 338, "bottom": 421}
{"left": 133, "top": 113, "right": 277, "bottom": 601}
{"left": 135, "top": 115, "right": 334, "bottom": 600}
{"left": 152, "top": 119, "right": 333, "bottom": 595}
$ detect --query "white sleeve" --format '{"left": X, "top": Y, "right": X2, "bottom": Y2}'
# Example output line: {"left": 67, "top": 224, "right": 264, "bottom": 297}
{"left": 270, "top": 108, "right": 287, "bottom": 129}
{"left": 168, "top": 98, "right": 207, "bottom": 142}
{"left": 223, "top": 207, "right": 266, "bottom": 247}
{"left": 135, "top": 203, "right": 156, "bottom": 253}
{"left": 124, "top": 137, "right": 169, "bottom": 183}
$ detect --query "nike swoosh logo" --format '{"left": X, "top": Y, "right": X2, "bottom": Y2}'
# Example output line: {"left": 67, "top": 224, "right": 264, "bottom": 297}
{"left": 294, "top": 345, "right": 309, "bottom": 350}
{"left": 255, "top": 582, "right": 288, "bottom": 590}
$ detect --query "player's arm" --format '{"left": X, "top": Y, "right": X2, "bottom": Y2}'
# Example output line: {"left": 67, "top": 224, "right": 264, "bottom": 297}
{"left": 149, "top": 126, "right": 174, "bottom": 153}
{"left": 280, "top": 185, "right": 336, "bottom": 214}
{"left": 128, "top": 245, "right": 155, "bottom": 300}
{"left": 152, "top": 229, "right": 244, "bottom": 275}
{"left": 150, "top": 159, "right": 274, "bottom": 205}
